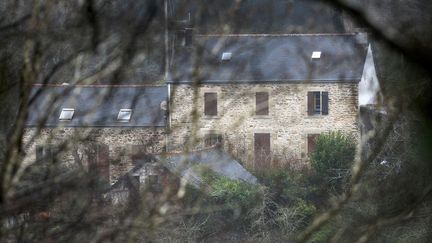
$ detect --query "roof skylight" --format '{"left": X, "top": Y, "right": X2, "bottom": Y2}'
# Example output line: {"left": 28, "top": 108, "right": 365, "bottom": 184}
{"left": 117, "top": 109, "right": 132, "bottom": 122}
{"left": 59, "top": 108, "right": 75, "bottom": 121}
{"left": 221, "top": 52, "right": 232, "bottom": 61}
{"left": 311, "top": 51, "right": 322, "bottom": 59}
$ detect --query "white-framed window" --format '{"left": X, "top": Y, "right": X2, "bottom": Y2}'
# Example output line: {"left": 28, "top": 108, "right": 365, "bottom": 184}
{"left": 59, "top": 108, "right": 75, "bottom": 121}
{"left": 117, "top": 109, "right": 132, "bottom": 122}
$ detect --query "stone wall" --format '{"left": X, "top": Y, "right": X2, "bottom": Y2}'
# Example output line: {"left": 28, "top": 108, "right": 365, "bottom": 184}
{"left": 169, "top": 82, "right": 359, "bottom": 169}
{"left": 22, "top": 127, "right": 166, "bottom": 184}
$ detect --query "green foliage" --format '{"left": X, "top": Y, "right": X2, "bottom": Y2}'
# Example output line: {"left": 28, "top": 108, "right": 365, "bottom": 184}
{"left": 310, "top": 131, "right": 356, "bottom": 179}
{"left": 256, "top": 168, "right": 295, "bottom": 200}
{"left": 255, "top": 167, "right": 321, "bottom": 205}
{"left": 294, "top": 198, "right": 316, "bottom": 218}
{"left": 251, "top": 168, "right": 321, "bottom": 240}
{"left": 308, "top": 224, "right": 335, "bottom": 243}
{"left": 200, "top": 168, "right": 264, "bottom": 212}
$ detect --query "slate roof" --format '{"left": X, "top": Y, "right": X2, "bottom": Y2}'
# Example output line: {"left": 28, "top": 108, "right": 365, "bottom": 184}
{"left": 159, "top": 147, "right": 258, "bottom": 187}
{"left": 26, "top": 85, "right": 167, "bottom": 127}
{"left": 110, "top": 147, "right": 257, "bottom": 191}
{"left": 168, "top": 34, "right": 368, "bottom": 83}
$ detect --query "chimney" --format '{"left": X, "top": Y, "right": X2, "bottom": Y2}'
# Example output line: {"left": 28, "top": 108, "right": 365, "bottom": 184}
{"left": 184, "top": 28, "right": 193, "bottom": 47}
{"left": 355, "top": 32, "right": 368, "bottom": 45}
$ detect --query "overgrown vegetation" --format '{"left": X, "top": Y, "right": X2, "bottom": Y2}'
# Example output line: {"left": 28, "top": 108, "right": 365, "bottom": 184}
{"left": 310, "top": 131, "right": 356, "bottom": 192}
{"left": 173, "top": 165, "right": 322, "bottom": 241}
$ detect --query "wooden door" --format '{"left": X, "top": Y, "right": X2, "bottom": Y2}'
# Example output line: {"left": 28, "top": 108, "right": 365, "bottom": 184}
{"left": 307, "top": 134, "right": 319, "bottom": 155}
{"left": 254, "top": 133, "right": 271, "bottom": 169}
{"left": 86, "top": 144, "right": 110, "bottom": 184}
{"left": 96, "top": 144, "right": 110, "bottom": 183}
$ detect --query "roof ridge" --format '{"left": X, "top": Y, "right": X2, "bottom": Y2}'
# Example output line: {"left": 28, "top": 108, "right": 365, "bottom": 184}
{"left": 32, "top": 84, "right": 166, "bottom": 88}
{"left": 196, "top": 33, "right": 363, "bottom": 37}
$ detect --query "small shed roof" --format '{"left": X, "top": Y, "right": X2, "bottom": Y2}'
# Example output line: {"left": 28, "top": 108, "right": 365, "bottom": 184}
{"left": 159, "top": 148, "right": 258, "bottom": 187}
{"left": 112, "top": 147, "right": 258, "bottom": 190}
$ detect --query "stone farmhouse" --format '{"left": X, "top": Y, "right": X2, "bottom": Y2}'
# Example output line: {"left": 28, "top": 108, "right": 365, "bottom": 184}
{"left": 24, "top": 85, "right": 167, "bottom": 184}
{"left": 23, "top": 33, "right": 369, "bottom": 185}
{"left": 168, "top": 33, "right": 368, "bottom": 169}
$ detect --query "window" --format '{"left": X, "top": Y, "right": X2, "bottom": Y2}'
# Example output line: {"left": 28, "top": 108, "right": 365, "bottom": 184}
{"left": 59, "top": 108, "right": 74, "bottom": 121}
{"left": 307, "top": 134, "right": 320, "bottom": 155}
{"left": 147, "top": 175, "right": 162, "bottom": 193}
{"left": 204, "top": 134, "right": 223, "bottom": 147}
{"left": 307, "top": 91, "right": 328, "bottom": 116}
{"left": 34, "top": 145, "right": 56, "bottom": 180}
{"left": 311, "top": 51, "right": 322, "bottom": 59}
{"left": 130, "top": 145, "right": 147, "bottom": 163}
{"left": 85, "top": 144, "right": 110, "bottom": 183}
{"left": 221, "top": 52, "right": 232, "bottom": 61}
{"left": 256, "top": 92, "right": 269, "bottom": 116}
{"left": 204, "top": 92, "right": 217, "bottom": 116}
{"left": 117, "top": 109, "right": 132, "bottom": 122}
{"left": 36, "top": 145, "right": 54, "bottom": 163}
{"left": 185, "top": 28, "right": 193, "bottom": 47}
{"left": 254, "top": 133, "right": 271, "bottom": 169}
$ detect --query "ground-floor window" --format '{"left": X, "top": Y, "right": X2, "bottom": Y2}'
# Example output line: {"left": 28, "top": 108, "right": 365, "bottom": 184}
{"left": 204, "top": 134, "right": 223, "bottom": 147}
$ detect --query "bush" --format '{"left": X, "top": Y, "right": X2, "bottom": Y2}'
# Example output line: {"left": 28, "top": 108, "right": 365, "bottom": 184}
{"left": 251, "top": 167, "right": 320, "bottom": 240}
{"left": 255, "top": 166, "right": 322, "bottom": 205}
{"left": 200, "top": 168, "right": 264, "bottom": 213}
{"left": 179, "top": 166, "right": 325, "bottom": 241}
{"left": 310, "top": 131, "right": 356, "bottom": 185}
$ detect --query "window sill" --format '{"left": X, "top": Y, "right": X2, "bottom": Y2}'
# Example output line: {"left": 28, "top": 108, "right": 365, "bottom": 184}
{"left": 306, "top": 114, "right": 327, "bottom": 118}
{"left": 203, "top": 116, "right": 221, "bottom": 120}
{"left": 254, "top": 115, "right": 272, "bottom": 119}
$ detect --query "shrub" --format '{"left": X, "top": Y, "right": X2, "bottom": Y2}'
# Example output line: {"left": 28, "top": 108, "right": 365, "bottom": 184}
{"left": 255, "top": 167, "right": 319, "bottom": 205}
{"left": 252, "top": 167, "right": 321, "bottom": 239}
{"left": 308, "top": 224, "right": 335, "bottom": 243}
{"left": 310, "top": 131, "right": 356, "bottom": 185}
{"left": 200, "top": 168, "right": 264, "bottom": 213}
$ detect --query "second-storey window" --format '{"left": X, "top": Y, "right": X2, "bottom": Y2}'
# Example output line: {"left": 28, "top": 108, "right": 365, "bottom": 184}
{"left": 204, "top": 92, "right": 218, "bottom": 116}
{"left": 307, "top": 91, "right": 328, "bottom": 116}
{"left": 256, "top": 92, "right": 269, "bottom": 116}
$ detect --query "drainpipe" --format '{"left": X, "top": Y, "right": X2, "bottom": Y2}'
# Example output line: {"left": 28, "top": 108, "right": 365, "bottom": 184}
{"left": 164, "top": 0, "right": 170, "bottom": 151}
{"left": 164, "top": 0, "right": 169, "bottom": 81}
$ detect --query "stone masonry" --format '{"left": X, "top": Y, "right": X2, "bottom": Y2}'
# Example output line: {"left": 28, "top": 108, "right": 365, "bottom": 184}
{"left": 22, "top": 127, "right": 166, "bottom": 184}
{"left": 169, "top": 82, "right": 359, "bottom": 169}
